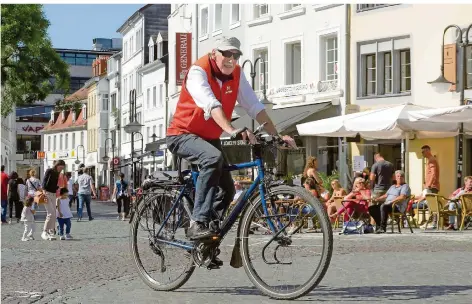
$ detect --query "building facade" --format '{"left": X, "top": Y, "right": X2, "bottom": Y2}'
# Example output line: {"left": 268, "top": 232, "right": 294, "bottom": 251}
{"left": 1, "top": 112, "right": 16, "bottom": 173}
{"left": 117, "top": 4, "right": 170, "bottom": 185}
{"left": 85, "top": 57, "right": 110, "bottom": 186}
{"left": 106, "top": 52, "right": 122, "bottom": 186}
{"left": 42, "top": 88, "right": 88, "bottom": 177}
{"left": 349, "top": 4, "right": 472, "bottom": 196}
{"left": 138, "top": 31, "right": 168, "bottom": 174}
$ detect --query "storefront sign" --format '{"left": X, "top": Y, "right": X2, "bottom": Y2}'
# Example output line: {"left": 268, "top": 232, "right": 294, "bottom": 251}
{"left": 176, "top": 32, "right": 192, "bottom": 86}
{"left": 17, "top": 122, "right": 46, "bottom": 135}
{"left": 58, "top": 152, "right": 69, "bottom": 158}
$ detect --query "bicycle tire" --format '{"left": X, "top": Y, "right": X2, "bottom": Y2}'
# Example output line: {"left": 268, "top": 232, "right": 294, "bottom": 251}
{"left": 240, "top": 185, "right": 333, "bottom": 300}
{"left": 130, "top": 189, "right": 195, "bottom": 291}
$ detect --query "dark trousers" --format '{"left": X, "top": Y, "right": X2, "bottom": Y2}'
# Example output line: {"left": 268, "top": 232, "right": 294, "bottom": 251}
{"left": 117, "top": 196, "right": 130, "bottom": 215}
{"left": 369, "top": 203, "right": 400, "bottom": 229}
{"left": 69, "top": 195, "right": 77, "bottom": 208}
{"left": 8, "top": 198, "right": 22, "bottom": 219}
{"left": 167, "top": 134, "right": 235, "bottom": 223}
{"left": 57, "top": 217, "right": 71, "bottom": 235}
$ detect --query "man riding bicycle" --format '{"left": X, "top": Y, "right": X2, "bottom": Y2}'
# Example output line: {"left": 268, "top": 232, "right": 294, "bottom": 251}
{"left": 166, "top": 36, "right": 296, "bottom": 240}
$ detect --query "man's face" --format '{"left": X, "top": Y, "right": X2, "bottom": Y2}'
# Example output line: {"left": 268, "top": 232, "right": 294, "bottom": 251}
{"left": 212, "top": 49, "right": 240, "bottom": 75}
{"left": 395, "top": 173, "right": 404, "bottom": 184}
{"left": 421, "top": 148, "right": 431, "bottom": 158}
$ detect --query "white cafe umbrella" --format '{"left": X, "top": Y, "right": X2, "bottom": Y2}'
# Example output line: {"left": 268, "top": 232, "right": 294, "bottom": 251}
{"left": 297, "top": 103, "right": 460, "bottom": 139}
{"left": 408, "top": 105, "right": 472, "bottom": 133}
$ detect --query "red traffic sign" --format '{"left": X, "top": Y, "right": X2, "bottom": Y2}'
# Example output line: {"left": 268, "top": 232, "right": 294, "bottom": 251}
{"left": 112, "top": 157, "right": 120, "bottom": 165}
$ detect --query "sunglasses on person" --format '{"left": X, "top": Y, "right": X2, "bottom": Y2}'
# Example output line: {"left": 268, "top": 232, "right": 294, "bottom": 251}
{"left": 218, "top": 49, "right": 241, "bottom": 60}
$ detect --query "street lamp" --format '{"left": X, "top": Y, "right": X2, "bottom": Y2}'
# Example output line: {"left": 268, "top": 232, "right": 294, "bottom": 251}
{"left": 132, "top": 131, "right": 144, "bottom": 186}
{"left": 75, "top": 144, "right": 85, "bottom": 165}
{"left": 124, "top": 89, "right": 143, "bottom": 188}
{"left": 103, "top": 137, "right": 115, "bottom": 189}
{"left": 428, "top": 23, "right": 472, "bottom": 188}
{"left": 150, "top": 133, "right": 158, "bottom": 172}
{"left": 241, "top": 54, "right": 267, "bottom": 180}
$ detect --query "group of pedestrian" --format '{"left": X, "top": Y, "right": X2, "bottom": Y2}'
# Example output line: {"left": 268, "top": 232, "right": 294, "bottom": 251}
{"left": 0, "top": 160, "right": 99, "bottom": 242}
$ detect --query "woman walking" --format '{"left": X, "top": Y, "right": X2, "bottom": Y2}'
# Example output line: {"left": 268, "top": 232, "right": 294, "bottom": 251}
{"left": 41, "top": 160, "right": 66, "bottom": 240}
{"left": 77, "top": 166, "right": 97, "bottom": 222}
{"left": 112, "top": 173, "right": 130, "bottom": 221}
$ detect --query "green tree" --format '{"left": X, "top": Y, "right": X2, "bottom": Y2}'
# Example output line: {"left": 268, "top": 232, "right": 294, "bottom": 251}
{"left": 1, "top": 4, "right": 70, "bottom": 117}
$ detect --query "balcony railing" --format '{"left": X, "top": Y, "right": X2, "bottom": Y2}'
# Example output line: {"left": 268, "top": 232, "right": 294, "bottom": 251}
{"left": 356, "top": 4, "right": 398, "bottom": 12}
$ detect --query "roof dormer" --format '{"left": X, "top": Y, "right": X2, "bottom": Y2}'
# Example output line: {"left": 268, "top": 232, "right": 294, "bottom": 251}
{"left": 148, "top": 36, "right": 156, "bottom": 63}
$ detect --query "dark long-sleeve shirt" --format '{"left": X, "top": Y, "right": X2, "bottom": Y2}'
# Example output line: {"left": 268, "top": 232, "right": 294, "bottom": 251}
{"left": 42, "top": 168, "right": 60, "bottom": 193}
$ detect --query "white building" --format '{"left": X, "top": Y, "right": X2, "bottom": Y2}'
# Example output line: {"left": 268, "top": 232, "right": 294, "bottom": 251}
{"left": 1, "top": 112, "right": 16, "bottom": 173}
{"left": 42, "top": 98, "right": 88, "bottom": 177}
{"left": 106, "top": 52, "right": 122, "bottom": 182}
{"left": 348, "top": 3, "right": 472, "bottom": 196}
{"left": 138, "top": 31, "right": 168, "bottom": 174}
{"left": 167, "top": 4, "right": 197, "bottom": 120}
{"left": 117, "top": 4, "right": 170, "bottom": 183}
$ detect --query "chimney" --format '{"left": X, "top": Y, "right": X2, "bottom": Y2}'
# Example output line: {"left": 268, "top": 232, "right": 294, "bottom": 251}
{"left": 61, "top": 110, "right": 65, "bottom": 122}
{"left": 72, "top": 110, "right": 76, "bottom": 122}
{"left": 50, "top": 110, "right": 54, "bottom": 124}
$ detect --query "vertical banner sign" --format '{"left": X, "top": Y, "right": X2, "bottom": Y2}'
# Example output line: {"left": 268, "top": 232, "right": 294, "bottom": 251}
{"left": 176, "top": 33, "right": 192, "bottom": 86}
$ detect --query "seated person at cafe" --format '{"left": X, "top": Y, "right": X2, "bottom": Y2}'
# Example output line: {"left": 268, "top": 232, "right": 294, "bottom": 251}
{"left": 369, "top": 170, "right": 411, "bottom": 233}
{"left": 325, "top": 179, "right": 347, "bottom": 220}
{"left": 330, "top": 177, "right": 370, "bottom": 222}
{"left": 446, "top": 176, "right": 472, "bottom": 230}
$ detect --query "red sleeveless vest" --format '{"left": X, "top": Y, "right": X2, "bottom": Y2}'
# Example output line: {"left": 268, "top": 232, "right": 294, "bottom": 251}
{"left": 167, "top": 55, "right": 241, "bottom": 140}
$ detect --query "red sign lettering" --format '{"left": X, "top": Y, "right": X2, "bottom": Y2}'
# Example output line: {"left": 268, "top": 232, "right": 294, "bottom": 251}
{"left": 176, "top": 33, "right": 192, "bottom": 86}
{"left": 21, "top": 125, "right": 44, "bottom": 133}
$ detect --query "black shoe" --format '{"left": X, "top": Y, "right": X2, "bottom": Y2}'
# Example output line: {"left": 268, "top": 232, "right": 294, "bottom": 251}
{"left": 89, "top": 217, "right": 94, "bottom": 221}
{"left": 211, "top": 256, "right": 223, "bottom": 267}
{"left": 186, "top": 222, "right": 214, "bottom": 240}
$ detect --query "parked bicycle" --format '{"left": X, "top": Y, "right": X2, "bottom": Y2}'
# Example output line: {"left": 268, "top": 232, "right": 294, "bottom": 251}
{"left": 129, "top": 124, "right": 333, "bottom": 300}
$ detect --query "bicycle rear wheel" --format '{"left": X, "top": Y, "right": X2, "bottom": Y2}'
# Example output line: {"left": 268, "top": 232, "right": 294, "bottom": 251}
{"left": 130, "top": 188, "right": 195, "bottom": 291}
{"left": 240, "top": 185, "right": 333, "bottom": 300}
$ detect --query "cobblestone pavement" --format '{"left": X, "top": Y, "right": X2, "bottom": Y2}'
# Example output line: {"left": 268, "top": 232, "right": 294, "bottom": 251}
{"left": 1, "top": 201, "right": 472, "bottom": 304}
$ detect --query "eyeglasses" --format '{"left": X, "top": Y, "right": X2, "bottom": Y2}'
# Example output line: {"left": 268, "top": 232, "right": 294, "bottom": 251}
{"left": 218, "top": 49, "right": 241, "bottom": 60}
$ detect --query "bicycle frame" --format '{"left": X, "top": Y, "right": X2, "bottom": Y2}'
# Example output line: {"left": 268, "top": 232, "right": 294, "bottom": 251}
{"left": 155, "top": 155, "right": 281, "bottom": 251}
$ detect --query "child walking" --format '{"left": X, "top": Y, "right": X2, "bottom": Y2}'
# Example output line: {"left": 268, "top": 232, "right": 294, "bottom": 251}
{"left": 56, "top": 188, "right": 73, "bottom": 240}
{"left": 21, "top": 197, "right": 35, "bottom": 241}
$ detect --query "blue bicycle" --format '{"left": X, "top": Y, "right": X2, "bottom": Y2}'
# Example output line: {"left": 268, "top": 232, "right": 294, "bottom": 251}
{"left": 130, "top": 125, "right": 333, "bottom": 300}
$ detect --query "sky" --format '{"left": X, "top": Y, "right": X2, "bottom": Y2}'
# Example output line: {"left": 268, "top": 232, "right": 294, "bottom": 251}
{"left": 43, "top": 4, "right": 144, "bottom": 50}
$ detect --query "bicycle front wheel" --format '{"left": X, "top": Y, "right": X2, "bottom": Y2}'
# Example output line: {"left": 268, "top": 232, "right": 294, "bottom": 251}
{"left": 130, "top": 188, "right": 195, "bottom": 291}
{"left": 240, "top": 185, "right": 333, "bottom": 300}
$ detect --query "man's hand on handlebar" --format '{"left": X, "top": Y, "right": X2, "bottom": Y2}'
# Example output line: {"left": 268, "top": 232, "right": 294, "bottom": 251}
{"left": 229, "top": 127, "right": 257, "bottom": 144}
{"left": 241, "top": 129, "right": 257, "bottom": 145}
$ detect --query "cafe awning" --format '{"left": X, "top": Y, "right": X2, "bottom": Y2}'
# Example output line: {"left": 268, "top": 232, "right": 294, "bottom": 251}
{"left": 222, "top": 102, "right": 331, "bottom": 138}
{"left": 144, "top": 138, "right": 167, "bottom": 152}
